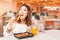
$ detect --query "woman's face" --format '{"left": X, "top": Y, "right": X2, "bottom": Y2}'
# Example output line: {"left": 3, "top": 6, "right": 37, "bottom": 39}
{"left": 19, "top": 6, "right": 28, "bottom": 20}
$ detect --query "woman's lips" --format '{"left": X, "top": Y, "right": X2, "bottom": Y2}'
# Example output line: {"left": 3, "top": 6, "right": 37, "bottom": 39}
{"left": 20, "top": 15, "right": 24, "bottom": 18}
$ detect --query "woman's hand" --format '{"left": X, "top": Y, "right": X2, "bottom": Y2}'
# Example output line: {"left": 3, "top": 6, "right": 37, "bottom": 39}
{"left": 6, "top": 20, "right": 13, "bottom": 34}
{"left": 6, "top": 26, "right": 12, "bottom": 34}
{"left": 27, "top": 26, "right": 32, "bottom": 33}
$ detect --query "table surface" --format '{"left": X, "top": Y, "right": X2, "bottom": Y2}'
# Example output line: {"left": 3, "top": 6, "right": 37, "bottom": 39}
{"left": 0, "top": 29, "right": 60, "bottom": 40}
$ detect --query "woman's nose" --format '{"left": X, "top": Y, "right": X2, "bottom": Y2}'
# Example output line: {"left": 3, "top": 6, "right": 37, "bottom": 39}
{"left": 20, "top": 11, "right": 24, "bottom": 14}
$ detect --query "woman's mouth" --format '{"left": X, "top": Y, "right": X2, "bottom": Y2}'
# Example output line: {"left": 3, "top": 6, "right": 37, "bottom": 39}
{"left": 20, "top": 15, "right": 24, "bottom": 16}
{"left": 20, "top": 14, "right": 24, "bottom": 18}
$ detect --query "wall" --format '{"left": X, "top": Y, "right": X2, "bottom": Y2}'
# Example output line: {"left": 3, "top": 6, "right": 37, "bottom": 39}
{"left": 0, "top": 0, "right": 17, "bottom": 15}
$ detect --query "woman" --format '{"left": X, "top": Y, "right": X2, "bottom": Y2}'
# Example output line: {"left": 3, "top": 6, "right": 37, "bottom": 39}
{"left": 3, "top": 4, "right": 32, "bottom": 36}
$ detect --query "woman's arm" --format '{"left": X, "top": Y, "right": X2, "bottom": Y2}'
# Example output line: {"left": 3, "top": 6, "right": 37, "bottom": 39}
{"left": 27, "top": 25, "right": 32, "bottom": 33}
{"left": 6, "top": 23, "right": 12, "bottom": 34}
{"left": 6, "top": 17, "right": 16, "bottom": 34}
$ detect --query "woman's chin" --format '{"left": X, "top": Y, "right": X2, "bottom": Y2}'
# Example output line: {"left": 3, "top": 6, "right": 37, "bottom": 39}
{"left": 20, "top": 18, "right": 24, "bottom": 20}
{"left": 20, "top": 16, "right": 25, "bottom": 20}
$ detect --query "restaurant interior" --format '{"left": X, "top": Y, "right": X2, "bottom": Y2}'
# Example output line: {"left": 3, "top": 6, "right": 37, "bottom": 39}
{"left": 0, "top": 0, "right": 60, "bottom": 40}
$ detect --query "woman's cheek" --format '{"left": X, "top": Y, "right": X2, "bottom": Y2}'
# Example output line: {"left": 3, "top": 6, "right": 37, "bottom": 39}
{"left": 24, "top": 12, "right": 28, "bottom": 16}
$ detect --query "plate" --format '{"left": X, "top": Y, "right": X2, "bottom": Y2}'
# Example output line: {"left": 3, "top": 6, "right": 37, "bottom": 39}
{"left": 14, "top": 32, "right": 33, "bottom": 39}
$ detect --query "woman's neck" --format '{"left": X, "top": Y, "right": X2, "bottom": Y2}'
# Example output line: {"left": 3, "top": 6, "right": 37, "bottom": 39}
{"left": 21, "top": 19, "right": 26, "bottom": 24}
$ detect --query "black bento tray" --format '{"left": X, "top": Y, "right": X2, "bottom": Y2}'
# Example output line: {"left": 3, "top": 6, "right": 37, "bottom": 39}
{"left": 14, "top": 32, "right": 33, "bottom": 39}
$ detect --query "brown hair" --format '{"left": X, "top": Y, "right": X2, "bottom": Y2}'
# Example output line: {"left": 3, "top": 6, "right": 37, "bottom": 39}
{"left": 16, "top": 4, "right": 32, "bottom": 26}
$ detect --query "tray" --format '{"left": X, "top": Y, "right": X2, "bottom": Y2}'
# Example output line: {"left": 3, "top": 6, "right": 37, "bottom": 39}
{"left": 14, "top": 32, "right": 33, "bottom": 39}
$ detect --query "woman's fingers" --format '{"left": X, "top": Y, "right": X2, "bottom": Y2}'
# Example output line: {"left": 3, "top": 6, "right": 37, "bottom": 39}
{"left": 6, "top": 26, "right": 12, "bottom": 34}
